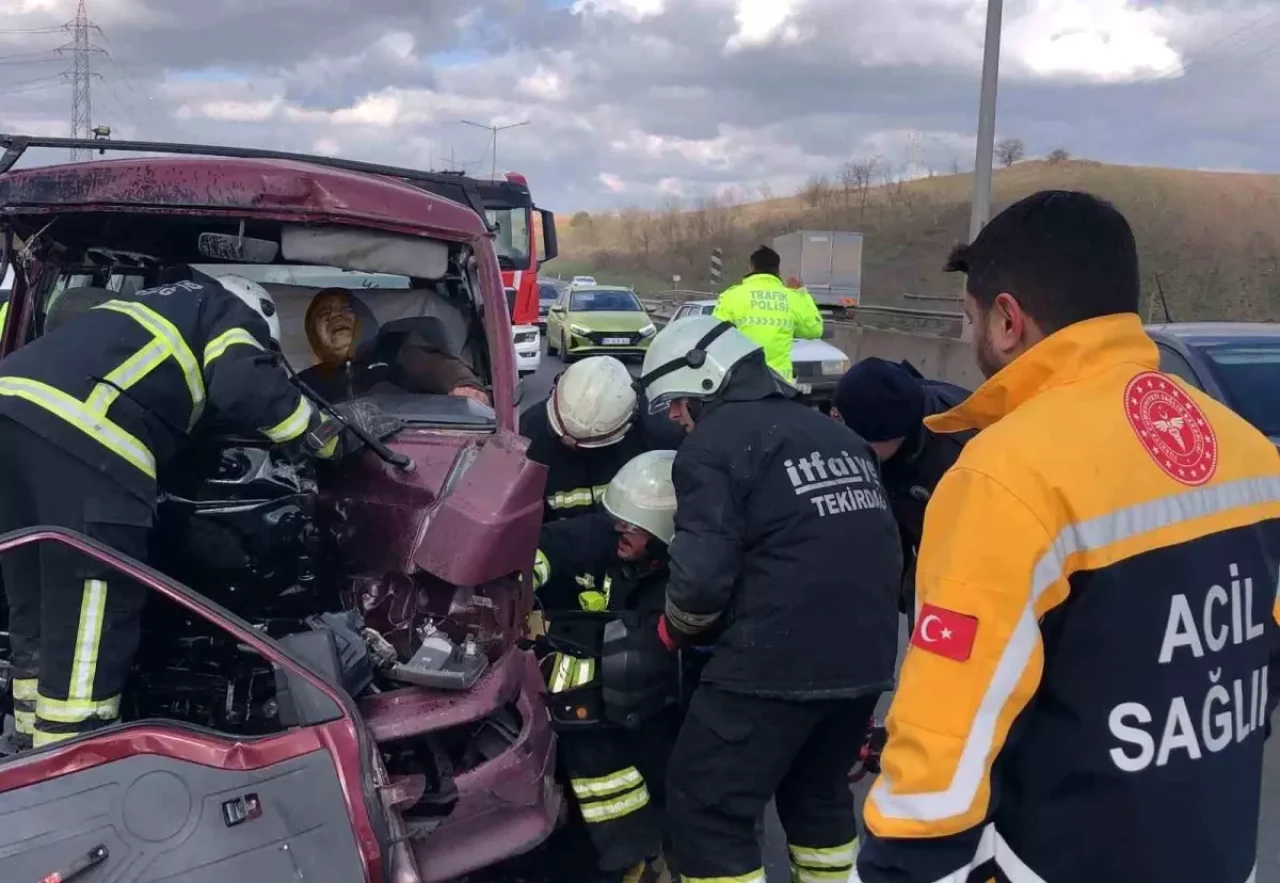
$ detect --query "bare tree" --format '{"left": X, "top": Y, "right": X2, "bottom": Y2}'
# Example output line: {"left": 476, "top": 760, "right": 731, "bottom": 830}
{"left": 1047, "top": 148, "right": 1071, "bottom": 165}
{"left": 839, "top": 158, "right": 878, "bottom": 217}
{"left": 800, "top": 174, "right": 833, "bottom": 210}
{"left": 996, "top": 137, "right": 1027, "bottom": 168}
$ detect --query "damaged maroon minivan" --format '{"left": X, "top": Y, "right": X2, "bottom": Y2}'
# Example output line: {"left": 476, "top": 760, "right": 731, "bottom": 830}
{"left": 0, "top": 135, "right": 560, "bottom": 883}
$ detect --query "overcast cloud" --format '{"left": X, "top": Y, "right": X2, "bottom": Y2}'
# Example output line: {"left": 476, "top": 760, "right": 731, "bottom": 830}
{"left": 1, "top": 0, "right": 1279, "bottom": 210}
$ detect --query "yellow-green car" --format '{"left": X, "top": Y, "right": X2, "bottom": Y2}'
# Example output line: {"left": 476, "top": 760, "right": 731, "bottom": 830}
{"left": 545, "top": 285, "right": 657, "bottom": 362}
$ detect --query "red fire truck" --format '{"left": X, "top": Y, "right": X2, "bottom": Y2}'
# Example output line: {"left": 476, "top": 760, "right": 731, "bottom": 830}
{"left": 415, "top": 170, "right": 557, "bottom": 327}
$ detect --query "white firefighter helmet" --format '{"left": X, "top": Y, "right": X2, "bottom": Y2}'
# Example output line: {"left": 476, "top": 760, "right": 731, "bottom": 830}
{"left": 547, "top": 356, "right": 637, "bottom": 448}
{"left": 218, "top": 274, "right": 281, "bottom": 344}
{"left": 602, "top": 450, "right": 678, "bottom": 545}
{"left": 639, "top": 315, "right": 762, "bottom": 414}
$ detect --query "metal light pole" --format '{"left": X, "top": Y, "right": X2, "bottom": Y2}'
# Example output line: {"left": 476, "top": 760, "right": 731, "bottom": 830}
{"left": 460, "top": 119, "right": 531, "bottom": 180}
{"left": 962, "top": 0, "right": 1004, "bottom": 342}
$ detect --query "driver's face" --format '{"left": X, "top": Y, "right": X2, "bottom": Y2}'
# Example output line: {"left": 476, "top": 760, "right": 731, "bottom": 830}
{"left": 310, "top": 291, "right": 357, "bottom": 360}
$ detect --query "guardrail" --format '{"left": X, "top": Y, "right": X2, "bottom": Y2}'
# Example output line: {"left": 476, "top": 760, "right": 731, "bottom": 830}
{"left": 639, "top": 292, "right": 963, "bottom": 337}
{"left": 903, "top": 292, "right": 964, "bottom": 303}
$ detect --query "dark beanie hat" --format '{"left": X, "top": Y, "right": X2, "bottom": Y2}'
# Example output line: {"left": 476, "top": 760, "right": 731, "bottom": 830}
{"left": 834, "top": 357, "right": 927, "bottom": 442}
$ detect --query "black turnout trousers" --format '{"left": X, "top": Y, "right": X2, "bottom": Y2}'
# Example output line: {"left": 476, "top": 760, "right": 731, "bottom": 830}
{"left": 0, "top": 417, "right": 151, "bottom": 747}
{"left": 557, "top": 709, "right": 682, "bottom": 877}
{"left": 665, "top": 685, "right": 878, "bottom": 883}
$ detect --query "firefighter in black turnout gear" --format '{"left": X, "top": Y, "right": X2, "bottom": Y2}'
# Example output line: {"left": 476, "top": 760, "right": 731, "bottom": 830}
{"left": 834, "top": 357, "right": 973, "bottom": 630}
{"left": 522, "top": 355, "right": 684, "bottom": 525}
{"left": 638, "top": 316, "right": 902, "bottom": 883}
{"left": 534, "top": 451, "right": 687, "bottom": 883}
{"left": 522, "top": 356, "right": 648, "bottom": 525}
{"left": 0, "top": 269, "right": 341, "bottom": 750}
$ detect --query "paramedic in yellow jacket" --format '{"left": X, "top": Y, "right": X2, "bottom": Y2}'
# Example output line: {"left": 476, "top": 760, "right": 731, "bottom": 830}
{"left": 712, "top": 246, "right": 823, "bottom": 383}
{"left": 855, "top": 191, "right": 1280, "bottom": 883}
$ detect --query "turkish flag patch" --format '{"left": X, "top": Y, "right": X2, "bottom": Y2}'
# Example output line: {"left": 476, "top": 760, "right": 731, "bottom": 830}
{"left": 911, "top": 604, "right": 979, "bottom": 662}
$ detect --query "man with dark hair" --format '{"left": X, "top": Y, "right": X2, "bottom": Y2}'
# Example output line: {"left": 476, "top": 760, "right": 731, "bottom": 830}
{"left": 942, "top": 188, "right": 1141, "bottom": 375}
{"left": 712, "top": 245, "right": 823, "bottom": 382}
{"left": 855, "top": 189, "right": 1280, "bottom": 883}
{"left": 833, "top": 358, "right": 973, "bottom": 631}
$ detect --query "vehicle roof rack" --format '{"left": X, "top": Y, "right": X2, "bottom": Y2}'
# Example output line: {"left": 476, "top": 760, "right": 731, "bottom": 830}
{"left": 0, "top": 134, "right": 496, "bottom": 230}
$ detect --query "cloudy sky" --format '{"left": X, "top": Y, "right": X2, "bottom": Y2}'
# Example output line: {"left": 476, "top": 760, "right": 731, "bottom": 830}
{"left": 0, "top": 0, "right": 1277, "bottom": 211}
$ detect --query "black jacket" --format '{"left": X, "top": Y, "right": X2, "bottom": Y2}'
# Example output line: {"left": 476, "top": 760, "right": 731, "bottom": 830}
{"left": 538, "top": 510, "right": 670, "bottom": 619}
{"left": 880, "top": 380, "right": 973, "bottom": 570}
{"left": 535, "top": 509, "right": 621, "bottom": 610}
{"left": 664, "top": 353, "right": 902, "bottom": 700}
{"left": 521, "top": 392, "right": 680, "bottom": 524}
{"left": 0, "top": 270, "right": 319, "bottom": 504}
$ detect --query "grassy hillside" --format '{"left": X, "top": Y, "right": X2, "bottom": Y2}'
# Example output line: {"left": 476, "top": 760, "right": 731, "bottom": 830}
{"left": 553, "top": 160, "right": 1280, "bottom": 322}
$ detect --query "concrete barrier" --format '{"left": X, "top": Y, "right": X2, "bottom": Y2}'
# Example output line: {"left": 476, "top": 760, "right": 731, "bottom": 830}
{"left": 828, "top": 324, "right": 984, "bottom": 390}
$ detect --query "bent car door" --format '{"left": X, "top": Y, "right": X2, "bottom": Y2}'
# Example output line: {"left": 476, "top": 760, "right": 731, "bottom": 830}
{"left": 0, "top": 527, "right": 391, "bottom": 883}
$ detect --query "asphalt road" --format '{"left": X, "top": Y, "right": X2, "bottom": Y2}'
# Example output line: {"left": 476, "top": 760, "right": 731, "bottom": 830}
{"left": 521, "top": 335, "right": 1280, "bottom": 882}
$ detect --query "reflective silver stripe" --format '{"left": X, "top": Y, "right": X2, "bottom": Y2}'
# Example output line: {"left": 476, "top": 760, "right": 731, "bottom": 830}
{"left": 870, "top": 475, "right": 1280, "bottom": 825}
{"left": 95, "top": 300, "right": 206, "bottom": 427}
{"left": 547, "top": 484, "right": 609, "bottom": 510}
{"left": 665, "top": 596, "right": 722, "bottom": 632}
{"left": 36, "top": 693, "right": 120, "bottom": 724}
{"left": 69, "top": 579, "right": 107, "bottom": 705}
{"left": 570, "top": 767, "right": 644, "bottom": 799}
{"left": 264, "top": 396, "right": 313, "bottom": 443}
{"left": 0, "top": 377, "right": 155, "bottom": 477}
{"left": 788, "top": 840, "right": 857, "bottom": 868}
{"left": 203, "top": 327, "right": 262, "bottom": 367}
{"left": 578, "top": 784, "right": 650, "bottom": 823}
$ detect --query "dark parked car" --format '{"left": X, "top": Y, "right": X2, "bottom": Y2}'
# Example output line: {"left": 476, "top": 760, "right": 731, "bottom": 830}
{"left": 1148, "top": 322, "right": 1280, "bottom": 446}
{"left": 537, "top": 281, "right": 559, "bottom": 329}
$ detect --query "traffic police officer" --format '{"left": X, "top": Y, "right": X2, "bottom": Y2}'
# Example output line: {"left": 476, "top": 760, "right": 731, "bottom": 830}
{"left": 713, "top": 245, "right": 824, "bottom": 383}
{"left": 0, "top": 268, "right": 340, "bottom": 750}
{"left": 535, "top": 450, "right": 684, "bottom": 883}
{"left": 639, "top": 316, "right": 902, "bottom": 883}
{"left": 856, "top": 191, "right": 1280, "bottom": 883}
{"left": 834, "top": 358, "right": 973, "bottom": 630}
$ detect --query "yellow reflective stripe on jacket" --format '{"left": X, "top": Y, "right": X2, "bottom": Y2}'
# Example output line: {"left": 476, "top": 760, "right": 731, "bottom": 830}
{"left": 203, "top": 327, "right": 262, "bottom": 367}
{"left": 547, "top": 484, "right": 609, "bottom": 511}
{"left": 84, "top": 336, "right": 169, "bottom": 414}
{"left": 578, "top": 574, "right": 612, "bottom": 611}
{"left": 864, "top": 314, "right": 1280, "bottom": 844}
{"left": 0, "top": 300, "right": 9, "bottom": 330}
{"left": 533, "top": 549, "right": 551, "bottom": 589}
{"left": 264, "top": 396, "right": 313, "bottom": 443}
{"left": 547, "top": 653, "right": 597, "bottom": 693}
{"left": 95, "top": 300, "right": 206, "bottom": 427}
{"left": 0, "top": 377, "right": 156, "bottom": 477}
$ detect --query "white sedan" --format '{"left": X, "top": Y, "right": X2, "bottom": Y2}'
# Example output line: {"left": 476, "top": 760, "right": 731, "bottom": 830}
{"left": 668, "top": 299, "right": 850, "bottom": 405}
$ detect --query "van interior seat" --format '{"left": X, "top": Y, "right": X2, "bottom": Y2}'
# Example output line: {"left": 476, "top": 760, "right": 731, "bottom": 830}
{"left": 260, "top": 284, "right": 479, "bottom": 375}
